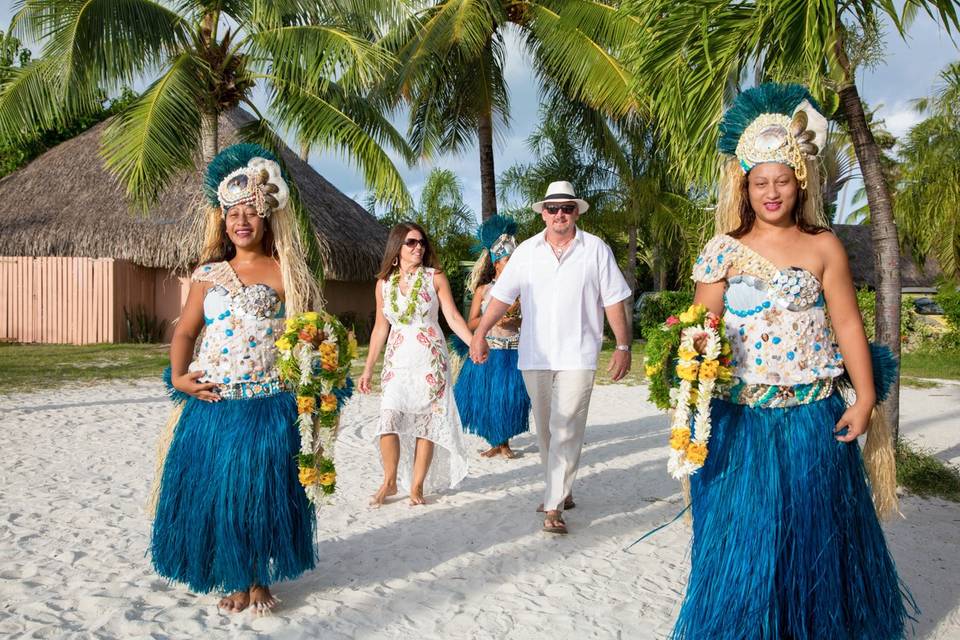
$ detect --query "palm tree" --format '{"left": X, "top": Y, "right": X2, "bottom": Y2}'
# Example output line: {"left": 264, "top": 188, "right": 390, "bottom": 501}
{"left": 896, "top": 61, "right": 960, "bottom": 280}
{"left": 1, "top": 0, "right": 413, "bottom": 216}
{"left": 380, "top": 0, "right": 635, "bottom": 220}
{"left": 624, "top": 0, "right": 960, "bottom": 436}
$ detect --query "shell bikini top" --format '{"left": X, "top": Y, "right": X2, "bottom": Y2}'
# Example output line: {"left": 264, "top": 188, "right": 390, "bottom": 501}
{"left": 188, "top": 261, "right": 286, "bottom": 398}
{"left": 692, "top": 234, "right": 844, "bottom": 388}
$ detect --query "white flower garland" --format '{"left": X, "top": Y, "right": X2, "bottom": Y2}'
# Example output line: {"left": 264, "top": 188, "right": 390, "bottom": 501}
{"left": 667, "top": 324, "right": 722, "bottom": 479}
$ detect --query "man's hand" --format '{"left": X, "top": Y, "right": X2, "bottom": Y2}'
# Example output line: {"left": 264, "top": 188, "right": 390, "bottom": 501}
{"left": 607, "top": 350, "right": 631, "bottom": 382}
{"left": 470, "top": 332, "right": 490, "bottom": 364}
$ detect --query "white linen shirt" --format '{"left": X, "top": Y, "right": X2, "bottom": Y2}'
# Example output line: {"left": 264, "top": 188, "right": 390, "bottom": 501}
{"left": 490, "top": 227, "right": 631, "bottom": 371}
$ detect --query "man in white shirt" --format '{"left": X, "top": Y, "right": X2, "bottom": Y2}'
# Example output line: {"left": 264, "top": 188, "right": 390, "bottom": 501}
{"left": 469, "top": 181, "right": 632, "bottom": 534}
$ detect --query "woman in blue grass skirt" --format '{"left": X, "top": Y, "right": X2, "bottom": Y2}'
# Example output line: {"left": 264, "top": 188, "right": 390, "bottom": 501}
{"left": 673, "top": 83, "right": 913, "bottom": 639}
{"left": 454, "top": 215, "right": 530, "bottom": 459}
{"left": 148, "top": 144, "right": 321, "bottom": 615}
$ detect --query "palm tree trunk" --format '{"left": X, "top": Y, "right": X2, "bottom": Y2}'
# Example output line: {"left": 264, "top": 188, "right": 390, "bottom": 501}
{"left": 478, "top": 108, "right": 497, "bottom": 221}
{"left": 200, "top": 110, "right": 219, "bottom": 164}
{"left": 299, "top": 141, "right": 310, "bottom": 162}
{"left": 625, "top": 224, "right": 638, "bottom": 322}
{"left": 838, "top": 83, "right": 901, "bottom": 438}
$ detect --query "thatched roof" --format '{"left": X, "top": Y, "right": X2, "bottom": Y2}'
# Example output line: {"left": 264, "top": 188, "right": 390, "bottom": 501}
{"left": 0, "top": 108, "right": 387, "bottom": 281}
{"left": 834, "top": 224, "right": 941, "bottom": 290}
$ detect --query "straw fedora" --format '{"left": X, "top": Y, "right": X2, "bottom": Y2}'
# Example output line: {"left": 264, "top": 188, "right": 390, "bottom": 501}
{"left": 531, "top": 180, "right": 590, "bottom": 214}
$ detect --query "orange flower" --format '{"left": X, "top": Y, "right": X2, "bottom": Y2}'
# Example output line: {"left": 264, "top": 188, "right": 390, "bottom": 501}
{"left": 686, "top": 442, "right": 708, "bottom": 465}
{"left": 320, "top": 394, "right": 337, "bottom": 413}
{"left": 669, "top": 428, "right": 691, "bottom": 451}
{"left": 298, "top": 466, "right": 319, "bottom": 487}
{"left": 296, "top": 395, "right": 315, "bottom": 415}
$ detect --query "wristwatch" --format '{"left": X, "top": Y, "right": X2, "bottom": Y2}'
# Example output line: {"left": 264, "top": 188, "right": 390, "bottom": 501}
{"left": 615, "top": 344, "right": 631, "bottom": 352}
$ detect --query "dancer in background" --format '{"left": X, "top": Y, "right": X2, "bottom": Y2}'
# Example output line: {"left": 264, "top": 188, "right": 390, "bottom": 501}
{"left": 455, "top": 215, "right": 530, "bottom": 459}
{"left": 359, "top": 222, "right": 473, "bottom": 506}
{"left": 673, "top": 83, "right": 911, "bottom": 639}
{"left": 151, "top": 144, "right": 321, "bottom": 615}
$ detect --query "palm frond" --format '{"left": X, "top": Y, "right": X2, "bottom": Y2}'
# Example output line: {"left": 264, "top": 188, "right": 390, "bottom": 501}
{"left": 100, "top": 53, "right": 207, "bottom": 211}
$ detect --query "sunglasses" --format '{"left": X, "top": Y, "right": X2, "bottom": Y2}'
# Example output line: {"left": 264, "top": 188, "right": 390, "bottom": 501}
{"left": 544, "top": 204, "right": 577, "bottom": 215}
{"left": 403, "top": 238, "right": 426, "bottom": 248}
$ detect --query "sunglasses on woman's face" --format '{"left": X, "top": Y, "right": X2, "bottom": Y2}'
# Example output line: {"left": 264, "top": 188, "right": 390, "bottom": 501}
{"left": 544, "top": 204, "right": 577, "bottom": 215}
{"left": 403, "top": 238, "right": 426, "bottom": 248}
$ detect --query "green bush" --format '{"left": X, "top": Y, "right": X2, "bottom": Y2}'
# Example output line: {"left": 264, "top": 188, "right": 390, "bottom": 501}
{"left": 855, "top": 289, "right": 930, "bottom": 348}
{"left": 935, "top": 281, "right": 960, "bottom": 331}
{"left": 636, "top": 290, "right": 694, "bottom": 339}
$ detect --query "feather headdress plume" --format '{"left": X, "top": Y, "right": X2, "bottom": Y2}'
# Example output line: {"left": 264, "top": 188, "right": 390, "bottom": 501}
{"left": 467, "top": 214, "right": 519, "bottom": 292}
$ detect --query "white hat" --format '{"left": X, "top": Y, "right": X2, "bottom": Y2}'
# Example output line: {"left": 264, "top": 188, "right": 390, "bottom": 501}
{"left": 531, "top": 180, "right": 589, "bottom": 214}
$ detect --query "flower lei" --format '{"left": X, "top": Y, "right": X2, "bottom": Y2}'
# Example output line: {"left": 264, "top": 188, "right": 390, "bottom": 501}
{"left": 389, "top": 267, "right": 426, "bottom": 324}
{"left": 643, "top": 304, "right": 733, "bottom": 479}
{"left": 275, "top": 311, "right": 357, "bottom": 504}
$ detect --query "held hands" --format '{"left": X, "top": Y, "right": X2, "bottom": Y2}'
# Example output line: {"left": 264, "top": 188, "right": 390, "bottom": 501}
{"left": 834, "top": 401, "right": 874, "bottom": 442}
{"left": 607, "top": 350, "right": 631, "bottom": 382}
{"left": 173, "top": 370, "right": 220, "bottom": 402}
{"left": 470, "top": 332, "right": 490, "bottom": 364}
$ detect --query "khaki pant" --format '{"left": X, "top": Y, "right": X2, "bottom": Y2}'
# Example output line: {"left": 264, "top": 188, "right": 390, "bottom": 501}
{"left": 521, "top": 369, "right": 596, "bottom": 512}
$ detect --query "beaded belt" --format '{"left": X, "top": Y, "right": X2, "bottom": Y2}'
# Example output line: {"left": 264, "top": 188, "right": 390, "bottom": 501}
{"left": 215, "top": 379, "right": 286, "bottom": 399}
{"left": 724, "top": 378, "right": 835, "bottom": 408}
{"left": 486, "top": 334, "right": 519, "bottom": 350}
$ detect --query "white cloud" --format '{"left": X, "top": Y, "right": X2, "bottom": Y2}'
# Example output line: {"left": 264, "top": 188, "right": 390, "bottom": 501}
{"left": 876, "top": 102, "right": 924, "bottom": 139}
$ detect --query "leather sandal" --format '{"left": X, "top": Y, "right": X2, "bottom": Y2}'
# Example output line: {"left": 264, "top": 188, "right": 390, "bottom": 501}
{"left": 536, "top": 495, "right": 575, "bottom": 513}
{"left": 542, "top": 510, "right": 567, "bottom": 534}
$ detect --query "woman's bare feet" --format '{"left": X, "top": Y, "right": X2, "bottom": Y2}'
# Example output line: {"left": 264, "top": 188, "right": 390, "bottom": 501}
{"left": 218, "top": 590, "right": 250, "bottom": 613}
{"left": 248, "top": 585, "right": 277, "bottom": 616}
{"left": 409, "top": 485, "right": 427, "bottom": 506}
{"left": 369, "top": 481, "right": 398, "bottom": 507}
{"left": 480, "top": 446, "right": 500, "bottom": 458}
{"left": 499, "top": 443, "right": 515, "bottom": 458}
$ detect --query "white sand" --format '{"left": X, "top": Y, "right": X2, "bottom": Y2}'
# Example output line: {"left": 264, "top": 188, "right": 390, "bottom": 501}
{"left": 1, "top": 379, "right": 958, "bottom": 639}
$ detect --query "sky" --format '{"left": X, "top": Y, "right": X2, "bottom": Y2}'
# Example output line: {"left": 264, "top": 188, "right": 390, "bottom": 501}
{"left": 3, "top": 3, "right": 958, "bottom": 223}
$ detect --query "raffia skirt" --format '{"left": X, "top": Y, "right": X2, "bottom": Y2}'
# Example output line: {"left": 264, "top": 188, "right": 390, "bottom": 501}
{"left": 151, "top": 392, "right": 315, "bottom": 593}
{"left": 454, "top": 347, "right": 531, "bottom": 447}
{"left": 671, "top": 393, "right": 913, "bottom": 640}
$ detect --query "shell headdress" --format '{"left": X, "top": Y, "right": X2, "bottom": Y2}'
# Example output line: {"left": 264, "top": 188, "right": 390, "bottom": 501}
{"left": 466, "top": 214, "right": 519, "bottom": 292}
{"left": 714, "top": 83, "right": 829, "bottom": 233}
{"left": 204, "top": 143, "right": 290, "bottom": 217}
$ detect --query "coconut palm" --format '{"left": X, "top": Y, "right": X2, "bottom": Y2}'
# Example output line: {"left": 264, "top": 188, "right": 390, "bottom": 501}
{"left": 624, "top": 0, "right": 960, "bottom": 435}
{"left": 0, "top": 0, "right": 413, "bottom": 215}
{"left": 896, "top": 61, "right": 960, "bottom": 280}
{"left": 379, "top": 0, "right": 635, "bottom": 220}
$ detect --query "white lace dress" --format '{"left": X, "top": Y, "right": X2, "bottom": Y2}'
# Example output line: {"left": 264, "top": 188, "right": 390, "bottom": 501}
{"left": 375, "top": 267, "right": 469, "bottom": 492}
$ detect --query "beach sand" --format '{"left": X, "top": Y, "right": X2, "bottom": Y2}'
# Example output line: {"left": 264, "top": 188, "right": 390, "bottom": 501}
{"left": 1, "top": 380, "right": 958, "bottom": 639}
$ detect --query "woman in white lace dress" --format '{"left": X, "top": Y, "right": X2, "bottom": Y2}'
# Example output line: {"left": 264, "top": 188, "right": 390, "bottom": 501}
{"left": 358, "top": 223, "right": 473, "bottom": 506}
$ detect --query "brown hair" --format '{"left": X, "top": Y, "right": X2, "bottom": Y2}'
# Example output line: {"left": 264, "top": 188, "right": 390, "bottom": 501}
{"left": 728, "top": 171, "right": 828, "bottom": 238}
{"left": 375, "top": 221, "right": 442, "bottom": 280}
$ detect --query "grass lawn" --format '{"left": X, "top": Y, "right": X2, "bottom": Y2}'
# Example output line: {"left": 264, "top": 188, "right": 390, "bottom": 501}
{"left": 901, "top": 348, "right": 960, "bottom": 380}
{"left": 0, "top": 343, "right": 170, "bottom": 394}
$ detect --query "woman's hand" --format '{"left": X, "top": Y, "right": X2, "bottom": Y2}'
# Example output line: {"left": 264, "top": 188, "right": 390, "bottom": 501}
{"left": 834, "top": 401, "right": 874, "bottom": 442}
{"left": 358, "top": 369, "right": 374, "bottom": 394}
{"left": 173, "top": 370, "right": 220, "bottom": 402}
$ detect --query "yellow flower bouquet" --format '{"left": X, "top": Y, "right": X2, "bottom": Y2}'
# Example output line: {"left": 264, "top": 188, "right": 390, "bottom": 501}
{"left": 643, "top": 304, "right": 733, "bottom": 478}
{"left": 276, "top": 310, "right": 357, "bottom": 504}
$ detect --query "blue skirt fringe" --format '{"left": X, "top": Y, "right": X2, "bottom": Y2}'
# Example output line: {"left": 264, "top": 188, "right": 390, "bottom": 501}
{"left": 151, "top": 393, "right": 315, "bottom": 593}
{"left": 454, "top": 348, "right": 530, "bottom": 447}
{"left": 673, "top": 394, "right": 913, "bottom": 640}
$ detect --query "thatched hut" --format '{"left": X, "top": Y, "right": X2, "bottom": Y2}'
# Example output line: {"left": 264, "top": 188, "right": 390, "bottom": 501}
{"left": 0, "top": 109, "right": 386, "bottom": 344}
{"left": 833, "top": 224, "right": 941, "bottom": 293}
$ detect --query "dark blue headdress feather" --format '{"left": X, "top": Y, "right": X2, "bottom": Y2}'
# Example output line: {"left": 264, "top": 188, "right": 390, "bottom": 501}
{"left": 203, "top": 143, "right": 283, "bottom": 207}
{"left": 718, "top": 83, "right": 820, "bottom": 155}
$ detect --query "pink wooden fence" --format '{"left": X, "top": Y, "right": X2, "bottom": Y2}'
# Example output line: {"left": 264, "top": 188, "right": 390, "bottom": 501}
{"left": 0, "top": 256, "right": 157, "bottom": 344}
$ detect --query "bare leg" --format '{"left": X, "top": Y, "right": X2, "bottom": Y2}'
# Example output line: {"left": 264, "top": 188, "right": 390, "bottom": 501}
{"left": 499, "top": 441, "right": 515, "bottom": 458}
{"left": 410, "top": 438, "right": 434, "bottom": 505}
{"left": 371, "top": 434, "right": 400, "bottom": 506}
{"left": 248, "top": 584, "right": 277, "bottom": 616}
{"left": 218, "top": 590, "right": 250, "bottom": 613}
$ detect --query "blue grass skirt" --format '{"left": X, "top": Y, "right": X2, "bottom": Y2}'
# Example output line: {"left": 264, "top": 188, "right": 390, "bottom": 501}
{"left": 672, "top": 393, "right": 912, "bottom": 640}
{"left": 454, "top": 348, "right": 530, "bottom": 447}
{"left": 151, "top": 393, "right": 315, "bottom": 593}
